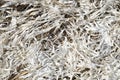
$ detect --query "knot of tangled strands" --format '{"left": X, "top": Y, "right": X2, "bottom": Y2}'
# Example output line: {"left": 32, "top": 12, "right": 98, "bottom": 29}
{"left": 0, "top": 0, "right": 120, "bottom": 80}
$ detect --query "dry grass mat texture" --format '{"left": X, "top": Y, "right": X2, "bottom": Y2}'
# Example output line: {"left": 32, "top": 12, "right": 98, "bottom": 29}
{"left": 0, "top": 0, "right": 120, "bottom": 80}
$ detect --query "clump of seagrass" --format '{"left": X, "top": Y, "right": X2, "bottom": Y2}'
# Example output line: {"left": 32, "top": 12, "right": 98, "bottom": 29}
{"left": 0, "top": 0, "right": 120, "bottom": 80}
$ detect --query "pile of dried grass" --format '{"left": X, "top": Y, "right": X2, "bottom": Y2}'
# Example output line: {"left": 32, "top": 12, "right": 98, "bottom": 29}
{"left": 0, "top": 0, "right": 120, "bottom": 80}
